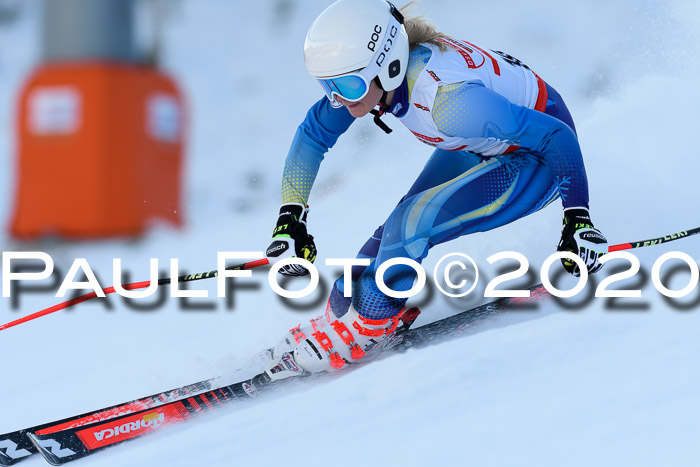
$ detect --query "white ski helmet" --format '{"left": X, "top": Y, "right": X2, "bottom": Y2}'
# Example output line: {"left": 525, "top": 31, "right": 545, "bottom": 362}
{"left": 304, "top": 0, "right": 409, "bottom": 103}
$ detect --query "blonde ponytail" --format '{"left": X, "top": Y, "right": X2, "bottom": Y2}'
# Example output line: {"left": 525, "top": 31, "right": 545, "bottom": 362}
{"left": 399, "top": 1, "right": 452, "bottom": 51}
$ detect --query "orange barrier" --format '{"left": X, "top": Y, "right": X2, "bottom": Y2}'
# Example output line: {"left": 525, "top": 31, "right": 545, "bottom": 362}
{"left": 11, "top": 63, "right": 185, "bottom": 238}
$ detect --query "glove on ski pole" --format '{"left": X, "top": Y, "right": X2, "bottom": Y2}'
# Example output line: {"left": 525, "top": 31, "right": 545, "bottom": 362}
{"left": 266, "top": 203, "right": 317, "bottom": 276}
{"left": 557, "top": 207, "right": 608, "bottom": 277}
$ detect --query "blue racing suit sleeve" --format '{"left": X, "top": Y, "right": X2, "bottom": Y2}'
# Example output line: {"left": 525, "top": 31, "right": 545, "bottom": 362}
{"left": 281, "top": 97, "right": 355, "bottom": 204}
{"left": 434, "top": 82, "right": 589, "bottom": 209}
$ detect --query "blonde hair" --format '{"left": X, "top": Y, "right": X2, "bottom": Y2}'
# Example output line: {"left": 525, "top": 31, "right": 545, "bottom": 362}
{"left": 399, "top": 1, "right": 452, "bottom": 51}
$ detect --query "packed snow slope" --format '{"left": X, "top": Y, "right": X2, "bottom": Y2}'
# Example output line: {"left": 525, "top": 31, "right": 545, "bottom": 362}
{"left": 1, "top": 1, "right": 699, "bottom": 466}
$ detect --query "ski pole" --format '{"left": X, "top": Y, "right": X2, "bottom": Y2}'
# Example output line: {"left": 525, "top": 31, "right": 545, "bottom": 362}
{"left": 608, "top": 226, "right": 700, "bottom": 252}
{"left": 0, "top": 258, "right": 270, "bottom": 332}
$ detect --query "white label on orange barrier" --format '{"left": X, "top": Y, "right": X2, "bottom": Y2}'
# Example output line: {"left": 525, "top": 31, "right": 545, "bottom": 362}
{"left": 146, "top": 93, "right": 181, "bottom": 142}
{"left": 28, "top": 87, "right": 81, "bottom": 135}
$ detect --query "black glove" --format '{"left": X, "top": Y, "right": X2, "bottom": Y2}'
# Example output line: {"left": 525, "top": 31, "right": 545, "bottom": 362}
{"left": 557, "top": 208, "right": 608, "bottom": 277}
{"left": 266, "top": 204, "right": 317, "bottom": 276}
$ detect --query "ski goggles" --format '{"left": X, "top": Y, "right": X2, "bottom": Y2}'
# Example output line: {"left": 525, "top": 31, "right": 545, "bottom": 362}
{"left": 317, "top": 71, "right": 374, "bottom": 103}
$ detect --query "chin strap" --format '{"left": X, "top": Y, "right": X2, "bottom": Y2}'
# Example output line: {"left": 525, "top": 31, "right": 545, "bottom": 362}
{"left": 370, "top": 90, "right": 393, "bottom": 134}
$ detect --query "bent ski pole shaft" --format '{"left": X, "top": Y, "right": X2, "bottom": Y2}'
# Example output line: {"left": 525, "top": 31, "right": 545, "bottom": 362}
{"left": 608, "top": 226, "right": 700, "bottom": 252}
{"left": 0, "top": 258, "right": 270, "bottom": 332}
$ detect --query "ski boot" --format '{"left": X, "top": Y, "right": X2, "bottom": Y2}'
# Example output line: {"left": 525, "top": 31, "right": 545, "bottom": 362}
{"left": 265, "top": 301, "right": 421, "bottom": 381}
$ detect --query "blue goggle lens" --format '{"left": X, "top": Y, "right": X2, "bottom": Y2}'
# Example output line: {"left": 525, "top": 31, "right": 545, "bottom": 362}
{"left": 317, "top": 74, "right": 369, "bottom": 102}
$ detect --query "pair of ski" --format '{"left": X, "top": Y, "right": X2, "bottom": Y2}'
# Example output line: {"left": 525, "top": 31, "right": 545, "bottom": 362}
{"left": 0, "top": 285, "right": 550, "bottom": 466}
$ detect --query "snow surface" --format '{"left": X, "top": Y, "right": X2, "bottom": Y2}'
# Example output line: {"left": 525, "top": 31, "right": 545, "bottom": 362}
{"left": 1, "top": 1, "right": 700, "bottom": 466}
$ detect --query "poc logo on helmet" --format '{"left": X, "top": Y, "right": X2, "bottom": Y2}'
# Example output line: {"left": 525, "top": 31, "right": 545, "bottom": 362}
{"left": 375, "top": 25, "right": 398, "bottom": 67}
{"left": 367, "top": 24, "right": 382, "bottom": 51}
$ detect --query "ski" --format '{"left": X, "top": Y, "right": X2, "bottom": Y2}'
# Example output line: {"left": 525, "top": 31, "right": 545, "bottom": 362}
{"left": 27, "top": 374, "right": 276, "bottom": 466}
{"left": 0, "top": 374, "right": 231, "bottom": 466}
{"left": 12, "top": 285, "right": 550, "bottom": 465}
{"left": 397, "top": 284, "right": 551, "bottom": 351}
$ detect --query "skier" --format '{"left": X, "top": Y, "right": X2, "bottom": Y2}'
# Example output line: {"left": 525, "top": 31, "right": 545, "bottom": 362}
{"left": 264, "top": 0, "right": 608, "bottom": 374}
